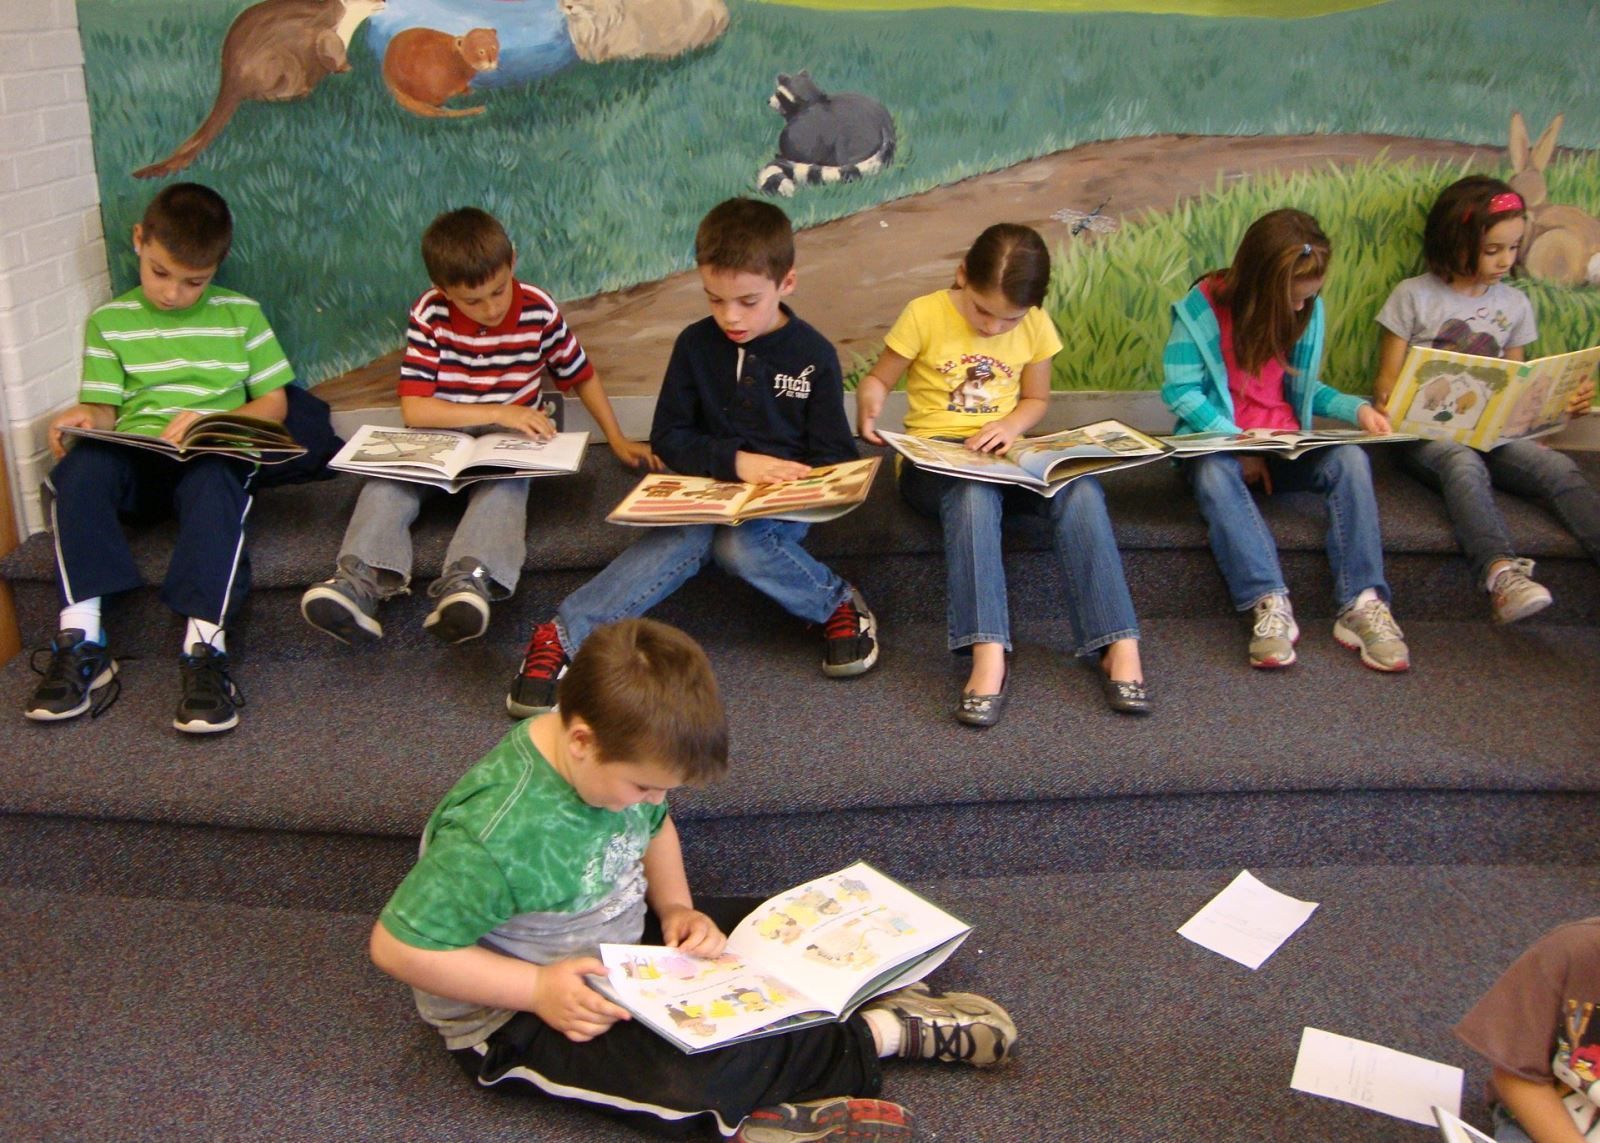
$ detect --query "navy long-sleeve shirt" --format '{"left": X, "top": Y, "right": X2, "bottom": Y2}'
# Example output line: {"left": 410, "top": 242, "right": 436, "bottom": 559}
{"left": 649, "top": 307, "right": 858, "bottom": 482}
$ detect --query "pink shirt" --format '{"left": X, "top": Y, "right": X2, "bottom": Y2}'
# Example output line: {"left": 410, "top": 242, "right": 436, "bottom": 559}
{"left": 1201, "top": 276, "right": 1298, "bottom": 432}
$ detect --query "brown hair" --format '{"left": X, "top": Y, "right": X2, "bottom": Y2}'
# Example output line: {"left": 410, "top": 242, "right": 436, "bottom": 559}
{"left": 695, "top": 198, "right": 795, "bottom": 283}
{"left": 139, "top": 183, "right": 233, "bottom": 269}
{"left": 558, "top": 619, "right": 728, "bottom": 784}
{"left": 1208, "top": 209, "right": 1331, "bottom": 376}
{"left": 961, "top": 223, "right": 1051, "bottom": 309}
{"left": 1423, "top": 175, "right": 1526, "bottom": 283}
{"left": 420, "top": 207, "right": 515, "bottom": 289}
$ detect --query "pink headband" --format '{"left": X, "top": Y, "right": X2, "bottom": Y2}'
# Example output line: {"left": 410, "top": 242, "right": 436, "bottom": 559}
{"left": 1465, "top": 192, "right": 1524, "bottom": 222}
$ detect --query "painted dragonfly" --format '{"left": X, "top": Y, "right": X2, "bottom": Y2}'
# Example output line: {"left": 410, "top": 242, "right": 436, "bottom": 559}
{"left": 1051, "top": 198, "right": 1120, "bottom": 236}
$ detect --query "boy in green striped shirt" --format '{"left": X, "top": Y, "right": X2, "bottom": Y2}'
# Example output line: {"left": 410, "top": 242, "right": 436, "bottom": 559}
{"left": 28, "top": 183, "right": 293, "bottom": 733}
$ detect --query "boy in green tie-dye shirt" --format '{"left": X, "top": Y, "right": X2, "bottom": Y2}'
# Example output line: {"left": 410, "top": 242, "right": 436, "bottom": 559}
{"left": 372, "top": 619, "right": 1018, "bottom": 1142}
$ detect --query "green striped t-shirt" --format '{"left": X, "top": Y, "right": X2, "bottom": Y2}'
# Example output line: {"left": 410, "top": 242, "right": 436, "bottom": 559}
{"left": 79, "top": 284, "right": 294, "bottom": 435}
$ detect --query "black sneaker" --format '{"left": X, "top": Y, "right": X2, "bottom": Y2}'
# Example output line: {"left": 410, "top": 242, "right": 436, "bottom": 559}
{"left": 822, "top": 587, "right": 879, "bottom": 677}
{"left": 25, "top": 629, "right": 119, "bottom": 721}
{"left": 174, "top": 643, "right": 244, "bottom": 734}
{"left": 423, "top": 558, "right": 492, "bottom": 644}
{"left": 300, "top": 557, "right": 384, "bottom": 644}
{"left": 507, "top": 621, "right": 569, "bottom": 718}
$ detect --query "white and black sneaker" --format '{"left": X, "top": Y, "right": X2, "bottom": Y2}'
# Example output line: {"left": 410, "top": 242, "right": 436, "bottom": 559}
{"left": 424, "top": 558, "right": 493, "bottom": 644}
{"left": 301, "top": 557, "right": 384, "bottom": 644}
{"left": 25, "top": 629, "right": 119, "bottom": 721}
{"left": 174, "top": 643, "right": 244, "bottom": 734}
{"left": 822, "top": 586, "right": 879, "bottom": 678}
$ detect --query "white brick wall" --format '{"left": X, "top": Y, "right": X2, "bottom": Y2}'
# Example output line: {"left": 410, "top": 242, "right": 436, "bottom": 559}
{"left": 0, "top": 0, "right": 108, "bottom": 534}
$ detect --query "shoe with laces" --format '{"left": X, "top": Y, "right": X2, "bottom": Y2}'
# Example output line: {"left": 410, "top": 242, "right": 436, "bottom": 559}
{"left": 174, "top": 643, "right": 245, "bottom": 733}
{"left": 25, "top": 629, "right": 119, "bottom": 721}
{"left": 301, "top": 557, "right": 384, "bottom": 644}
{"left": 1333, "top": 596, "right": 1410, "bottom": 673}
{"left": 507, "top": 621, "right": 569, "bottom": 718}
{"left": 1488, "top": 558, "right": 1553, "bottom": 624}
{"left": 860, "top": 981, "right": 1017, "bottom": 1068}
{"left": 1248, "top": 593, "right": 1299, "bottom": 669}
{"left": 734, "top": 1097, "right": 916, "bottom": 1143}
{"left": 822, "top": 587, "right": 879, "bottom": 678}
{"left": 424, "top": 558, "right": 493, "bottom": 644}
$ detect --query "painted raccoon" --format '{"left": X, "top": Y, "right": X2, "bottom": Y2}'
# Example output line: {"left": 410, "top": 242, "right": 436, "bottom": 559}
{"left": 757, "top": 71, "right": 895, "bottom": 197}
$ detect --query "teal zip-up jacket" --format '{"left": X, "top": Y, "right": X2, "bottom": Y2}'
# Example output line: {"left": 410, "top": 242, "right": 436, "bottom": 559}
{"left": 1160, "top": 283, "right": 1369, "bottom": 435}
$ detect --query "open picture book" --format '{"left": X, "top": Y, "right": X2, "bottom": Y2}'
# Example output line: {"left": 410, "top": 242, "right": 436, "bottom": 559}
{"left": 61, "top": 412, "right": 306, "bottom": 465}
{"left": 1385, "top": 342, "right": 1600, "bottom": 451}
{"left": 327, "top": 424, "right": 589, "bottom": 492}
{"left": 1433, "top": 1106, "right": 1496, "bottom": 1143}
{"left": 877, "top": 420, "right": 1171, "bottom": 496}
{"left": 592, "top": 861, "right": 971, "bottom": 1054}
{"left": 1161, "top": 427, "right": 1416, "bottom": 460}
{"left": 606, "top": 457, "right": 880, "bottom": 526}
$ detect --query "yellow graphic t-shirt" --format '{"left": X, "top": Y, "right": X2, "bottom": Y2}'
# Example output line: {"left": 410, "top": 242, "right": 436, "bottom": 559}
{"left": 884, "top": 289, "right": 1063, "bottom": 440}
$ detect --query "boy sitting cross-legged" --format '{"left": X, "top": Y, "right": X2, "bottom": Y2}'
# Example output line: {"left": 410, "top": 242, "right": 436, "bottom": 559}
{"left": 300, "top": 207, "right": 655, "bottom": 647}
{"left": 372, "top": 617, "right": 1018, "bottom": 1141}
{"left": 28, "top": 182, "right": 293, "bottom": 734}
{"left": 506, "top": 198, "right": 877, "bottom": 718}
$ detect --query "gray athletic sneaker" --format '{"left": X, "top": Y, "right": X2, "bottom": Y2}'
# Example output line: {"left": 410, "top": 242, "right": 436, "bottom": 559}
{"left": 1333, "top": 596, "right": 1410, "bottom": 672}
{"left": 1248, "top": 593, "right": 1299, "bottom": 669}
{"left": 1489, "top": 558, "right": 1552, "bottom": 624}
{"left": 424, "top": 558, "right": 493, "bottom": 644}
{"left": 860, "top": 981, "right": 1017, "bottom": 1068}
{"left": 300, "top": 556, "right": 384, "bottom": 644}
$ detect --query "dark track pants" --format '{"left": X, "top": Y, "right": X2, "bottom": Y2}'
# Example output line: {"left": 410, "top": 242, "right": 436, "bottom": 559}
{"left": 451, "top": 898, "right": 884, "bottom": 1140}
{"left": 48, "top": 440, "right": 258, "bottom": 626}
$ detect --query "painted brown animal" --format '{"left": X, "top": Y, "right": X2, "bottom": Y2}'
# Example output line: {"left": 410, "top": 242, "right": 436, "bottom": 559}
{"left": 134, "top": 0, "right": 385, "bottom": 179}
{"left": 382, "top": 27, "right": 499, "bottom": 118}
{"left": 1509, "top": 111, "right": 1600, "bottom": 287}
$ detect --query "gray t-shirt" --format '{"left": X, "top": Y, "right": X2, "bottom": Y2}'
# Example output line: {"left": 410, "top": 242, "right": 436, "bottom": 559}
{"left": 1375, "top": 273, "right": 1537, "bottom": 357}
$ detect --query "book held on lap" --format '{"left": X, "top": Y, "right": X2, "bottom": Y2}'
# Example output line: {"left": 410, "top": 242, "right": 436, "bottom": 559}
{"left": 1433, "top": 1106, "right": 1496, "bottom": 1143}
{"left": 1161, "top": 427, "right": 1416, "bottom": 459}
{"left": 327, "top": 424, "right": 588, "bottom": 492}
{"left": 592, "top": 861, "right": 971, "bottom": 1054}
{"left": 606, "top": 456, "right": 880, "bottom": 526}
{"left": 878, "top": 419, "right": 1171, "bottom": 496}
{"left": 1384, "top": 342, "right": 1600, "bottom": 450}
{"left": 61, "top": 413, "right": 306, "bottom": 464}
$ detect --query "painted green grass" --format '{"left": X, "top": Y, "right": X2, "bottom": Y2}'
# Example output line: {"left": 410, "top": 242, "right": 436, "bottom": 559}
{"left": 1041, "top": 153, "right": 1600, "bottom": 394}
{"left": 758, "top": 0, "right": 1382, "bottom": 15}
{"left": 79, "top": 0, "right": 1600, "bottom": 385}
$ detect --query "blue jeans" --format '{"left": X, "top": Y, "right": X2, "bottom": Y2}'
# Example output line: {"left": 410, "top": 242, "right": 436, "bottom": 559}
{"left": 1402, "top": 437, "right": 1600, "bottom": 585}
{"left": 556, "top": 520, "right": 848, "bottom": 652}
{"left": 897, "top": 462, "right": 1139, "bottom": 655}
{"left": 1490, "top": 1103, "right": 1533, "bottom": 1143}
{"left": 1181, "top": 445, "right": 1389, "bottom": 611}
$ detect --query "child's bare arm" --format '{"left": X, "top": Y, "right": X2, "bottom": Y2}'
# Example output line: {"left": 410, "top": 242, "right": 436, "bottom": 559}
{"left": 570, "top": 374, "right": 662, "bottom": 470}
{"left": 1492, "top": 1068, "right": 1587, "bottom": 1143}
{"left": 369, "top": 921, "right": 630, "bottom": 1043}
{"left": 856, "top": 349, "right": 911, "bottom": 445}
{"left": 399, "top": 394, "right": 556, "bottom": 439}
{"left": 1371, "top": 331, "right": 1410, "bottom": 414}
{"left": 734, "top": 451, "right": 811, "bottom": 484}
{"left": 48, "top": 402, "right": 117, "bottom": 458}
{"left": 643, "top": 817, "right": 726, "bottom": 957}
{"left": 965, "top": 358, "right": 1051, "bottom": 453}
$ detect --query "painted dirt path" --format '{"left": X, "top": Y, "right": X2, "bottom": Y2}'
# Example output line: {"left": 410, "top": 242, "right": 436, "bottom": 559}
{"left": 319, "top": 133, "right": 1500, "bottom": 404}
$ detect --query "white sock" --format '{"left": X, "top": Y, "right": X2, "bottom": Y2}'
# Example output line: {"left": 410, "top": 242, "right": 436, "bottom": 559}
{"left": 862, "top": 1007, "right": 902, "bottom": 1058}
{"left": 1344, "top": 587, "right": 1379, "bottom": 613}
{"left": 184, "top": 618, "right": 226, "bottom": 654}
{"left": 60, "top": 599, "right": 103, "bottom": 643}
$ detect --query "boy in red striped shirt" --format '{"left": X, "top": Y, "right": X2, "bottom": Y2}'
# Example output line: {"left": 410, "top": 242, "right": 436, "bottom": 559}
{"left": 302, "top": 208, "right": 656, "bottom": 646}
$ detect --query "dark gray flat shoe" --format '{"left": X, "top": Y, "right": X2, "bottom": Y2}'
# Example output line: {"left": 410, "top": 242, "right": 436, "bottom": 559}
{"left": 1102, "top": 676, "right": 1151, "bottom": 715}
{"left": 956, "top": 683, "right": 1007, "bottom": 727}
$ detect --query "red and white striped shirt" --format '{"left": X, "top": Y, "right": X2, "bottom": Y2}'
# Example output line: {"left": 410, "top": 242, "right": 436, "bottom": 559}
{"left": 397, "top": 280, "right": 593, "bottom": 406}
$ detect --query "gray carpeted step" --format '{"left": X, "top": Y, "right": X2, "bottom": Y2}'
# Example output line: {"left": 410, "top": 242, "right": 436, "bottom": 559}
{"left": 6, "top": 448, "right": 1599, "bottom": 658}
{"left": 6, "top": 864, "right": 1595, "bottom": 1141}
{"left": 4, "top": 617, "right": 1597, "bottom": 911}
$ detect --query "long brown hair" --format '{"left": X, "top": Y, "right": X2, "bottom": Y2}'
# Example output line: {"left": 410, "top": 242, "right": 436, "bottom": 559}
{"left": 1209, "top": 209, "right": 1330, "bottom": 375}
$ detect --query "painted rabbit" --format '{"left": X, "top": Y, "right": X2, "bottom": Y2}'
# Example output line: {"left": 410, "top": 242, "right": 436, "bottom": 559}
{"left": 1508, "top": 112, "right": 1600, "bottom": 287}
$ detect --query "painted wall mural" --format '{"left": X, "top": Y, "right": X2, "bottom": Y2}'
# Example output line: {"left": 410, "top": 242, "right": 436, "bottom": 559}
{"left": 79, "top": 0, "right": 1600, "bottom": 396}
